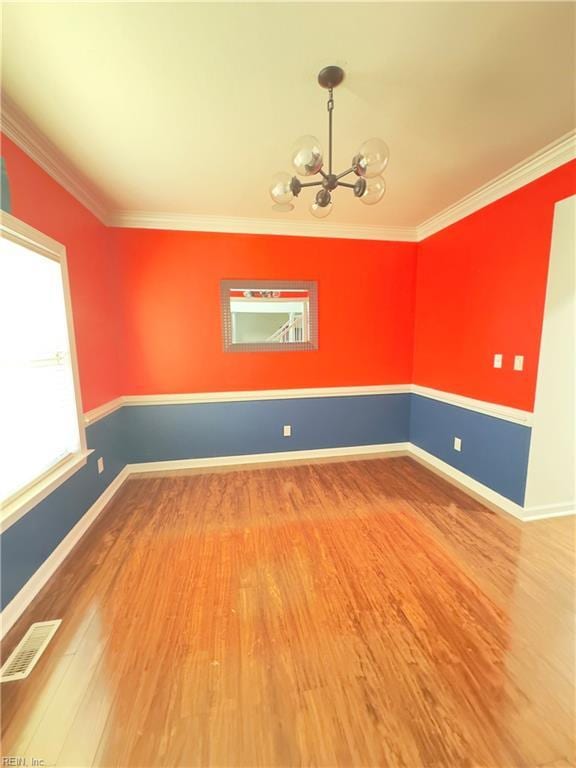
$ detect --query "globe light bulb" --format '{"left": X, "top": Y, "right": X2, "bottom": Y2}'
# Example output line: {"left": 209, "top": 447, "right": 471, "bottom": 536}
{"left": 310, "top": 198, "right": 332, "bottom": 218}
{"left": 292, "top": 135, "right": 323, "bottom": 177}
{"left": 353, "top": 138, "right": 389, "bottom": 178}
{"left": 360, "top": 175, "right": 386, "bottom": 205}
{"left": 269, "top": 172, "right": 294, "bottom": 205}
{"left": 271, "top": 202, "right": 294, "bottom": 212}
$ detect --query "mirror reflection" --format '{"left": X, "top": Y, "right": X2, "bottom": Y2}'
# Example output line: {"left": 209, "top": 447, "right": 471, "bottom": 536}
{"left": 228, "top": 287, "right": 311, "bottom": 344}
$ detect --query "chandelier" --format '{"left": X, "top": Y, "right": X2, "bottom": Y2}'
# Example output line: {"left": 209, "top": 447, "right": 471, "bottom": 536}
{"left": 269, "top": 66, "right": 389, "bottom": 219}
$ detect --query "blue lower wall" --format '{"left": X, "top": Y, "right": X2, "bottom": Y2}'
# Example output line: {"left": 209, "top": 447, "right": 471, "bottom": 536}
{"left": 409, "top": 395, "right": 531, "bottom": 505}
{"left": 0, "top": 391, "right": 531, "bottom": 610}
{"left": 122, "top": 394, "right": 411, "bottom": 463}
{"left": 0, "top": 410, "right": 127, "bottom": 609}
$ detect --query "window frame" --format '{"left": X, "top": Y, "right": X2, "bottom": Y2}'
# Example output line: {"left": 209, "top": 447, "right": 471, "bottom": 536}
{"left": 221, "top": 279, "right": 319, "bottom": 352}
{"left": 0, "top": 212, "right": 90, "bottom": 532}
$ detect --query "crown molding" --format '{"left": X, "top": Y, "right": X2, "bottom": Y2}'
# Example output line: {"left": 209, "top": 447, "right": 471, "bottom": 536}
{"left": 2, "top": 93, "right": 573, "bottom": 242}
{"left": 102, "top": 130, "right": 576, "bottom": 241}
{"left": 416, "top": 130, "right": 576, "bottom": 240}
{"left": 1, "top": 93, "right": 111, "bottom": 224}
{"left": 110, "top": 210, "right": 418, "bottom": 242}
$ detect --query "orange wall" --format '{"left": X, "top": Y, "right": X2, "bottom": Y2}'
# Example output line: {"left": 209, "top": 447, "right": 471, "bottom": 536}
{"left": 1, "top": 134, "right": 121, "bottom": 411}
{"left": 413, "top": 160, "right": 576, "bottom": 411}
{"left": 113, "top": 229, "right": 418, "bottom": 394}
{"left": 4, "top": 125, "right": 574, "bottom": 410}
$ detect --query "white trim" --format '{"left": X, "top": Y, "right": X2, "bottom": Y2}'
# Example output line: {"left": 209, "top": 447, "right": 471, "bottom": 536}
{"left": 82, "top": 384, "right": 533, "bottom": 426}
{"left": 410, "top": 385, "right": 533, "bottom": 426}
{"left": 109, "top": 130, "right": 576, "bottom": 239}
{"left": 57, "top": 218, "right": 88, "bottom": 455}
{"left": 109, "top": 211, "right": 418, "bottom": 243}
{"left": 126, "top": 442, "right": 410, "bottom": 475}
{"left": 84, "top": 397, "right": 123, "bottom": 425}
{"left": 520, "top": 500, "right": 576, "bottom": 522}
{"left": 1, "top": 212, "right": 90, "bottom": 530}
{"left": 0, "top": 210, "right": 66, "bottom": 261}
{"left": 120, "top": 384, "right": 410, "bottom": 407}
{"left": 1, "top": 94, "right": 110, "bottom": 224}
{"left": 2, "top": 95, "right": 573, "bottom": 241}
{"left": 0, "top": 451, "right": 93, "bottom": 533}
{"left": 1, "top": 212, "right": 88, "bottom": 455}
{"left": 408, "top": 444, "right": 575, "bottom": 522}
{"left": 0, "top": 467, "right": 130, "bottom": 638}
{"left": 407, "top": 445, "right": 527, "bottom": 520}
{"left": 82, "top": 386, "right": 411, "bottom": 424}
{"left": 417, "top": 131, "right": 576, "bottom": 239}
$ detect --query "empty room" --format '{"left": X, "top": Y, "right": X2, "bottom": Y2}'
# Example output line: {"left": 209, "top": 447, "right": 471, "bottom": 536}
{"left": 0, "top": 2, "right": 575, "bottom": 766}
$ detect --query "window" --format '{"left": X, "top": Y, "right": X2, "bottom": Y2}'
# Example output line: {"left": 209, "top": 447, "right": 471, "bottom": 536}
{"left": 0, "top": 214, "right": 87, "bottom": 520}
{"left": 221, "top": 280, "right": 318, "bottom": 352}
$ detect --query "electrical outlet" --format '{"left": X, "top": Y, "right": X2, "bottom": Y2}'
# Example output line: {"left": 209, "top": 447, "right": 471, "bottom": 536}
{"left": 513, "top": 355, "right": 524, "bottom": 371}
{"left": 453, "top": 437, "right": 462, "bottom": 452}
{"left": 493, "top": 353, "right": 503, "bottom": 369}
{"left": 97, "top": 457, "right": 105, "bottom": 474}
{"left": 283, "top": 425, "right": 292, "bottom": 437}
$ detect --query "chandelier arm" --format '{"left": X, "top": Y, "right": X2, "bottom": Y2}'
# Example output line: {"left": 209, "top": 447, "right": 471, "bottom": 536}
{"left": 299, "top": 180, "right": 324, "bottom": 188}
{"left": 338, "top": 182, "right": 357, "bottom": 190}
{"left": 336, "top": 167, "right": 355, "bottom": 180}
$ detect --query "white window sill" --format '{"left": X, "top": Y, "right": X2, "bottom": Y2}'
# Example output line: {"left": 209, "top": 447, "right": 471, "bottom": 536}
{"left": 0, "top": 450, "right": 94, "bottom": 533}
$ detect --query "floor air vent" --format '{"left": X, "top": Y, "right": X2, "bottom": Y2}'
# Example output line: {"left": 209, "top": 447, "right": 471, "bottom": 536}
{"left": 0, "top": 620, "right": 62, "bottom": 682}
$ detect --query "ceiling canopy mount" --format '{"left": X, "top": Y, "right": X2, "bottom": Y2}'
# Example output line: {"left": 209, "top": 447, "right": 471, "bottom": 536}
{"left": 317, "top": 65, "right": 345, "bottom": 90}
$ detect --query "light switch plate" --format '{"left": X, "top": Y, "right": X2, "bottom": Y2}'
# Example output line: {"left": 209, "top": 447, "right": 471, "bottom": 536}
{"left": 283, "top": 425, "right": 292, "bottom": 437}
{"left": 514, "top": 355, "right": 524, "bottom": 371}
{"left": 453, "top": 437, "right": 462, "bottom": 452}
{"left": 97, "top": 457, "right": 105, "bottom": 474}
{"left": 493, "top": 354, "right": 503, "bottom": 369}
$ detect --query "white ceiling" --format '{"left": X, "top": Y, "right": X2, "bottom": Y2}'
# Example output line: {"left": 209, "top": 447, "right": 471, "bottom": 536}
{"left": 2, "top": 2, "right": 575, "bottom": 228}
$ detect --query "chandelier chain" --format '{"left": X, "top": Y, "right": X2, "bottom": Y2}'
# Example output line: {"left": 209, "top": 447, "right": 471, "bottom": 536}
{"left": 328, "top": 88, "right": 334, "bottom": 175}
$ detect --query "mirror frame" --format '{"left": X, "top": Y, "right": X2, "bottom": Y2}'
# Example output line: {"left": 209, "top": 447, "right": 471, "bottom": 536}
{"left": 221, "top": 279, "right": 318, "bottom": 352}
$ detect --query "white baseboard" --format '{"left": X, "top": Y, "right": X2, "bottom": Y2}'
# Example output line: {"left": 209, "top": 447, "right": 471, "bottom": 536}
{"left": 126, "top": 442, "right": 410, "bottom": 475}
{"left": 407, "top": 446, "right": 575, "bottom": 522}
{"left": 0, "top": 467, "right": 130, "bottom": 639}
{"left": 3, "top": 441, "right": 573, "bottom": 640}
{"left": 407, "top": 445, "right": 527, "bottom": 520}
{"left": 520, "top": 500, "right": 576, "bottom": 522}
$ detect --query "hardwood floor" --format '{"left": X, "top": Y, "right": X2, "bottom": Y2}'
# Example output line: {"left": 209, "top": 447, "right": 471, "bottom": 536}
{"left": 1, "top": 456, "right": 574, "bottom": 767}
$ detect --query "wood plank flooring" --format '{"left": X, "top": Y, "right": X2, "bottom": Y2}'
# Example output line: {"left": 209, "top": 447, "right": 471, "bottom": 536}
{"left": 1, "top": 456, "right": 574, "bottom": 767}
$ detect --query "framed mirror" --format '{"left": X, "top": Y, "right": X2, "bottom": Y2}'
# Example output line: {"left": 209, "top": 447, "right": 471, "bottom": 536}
{"left": 221, "top": 280, "right": 318, "bottom": 352}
